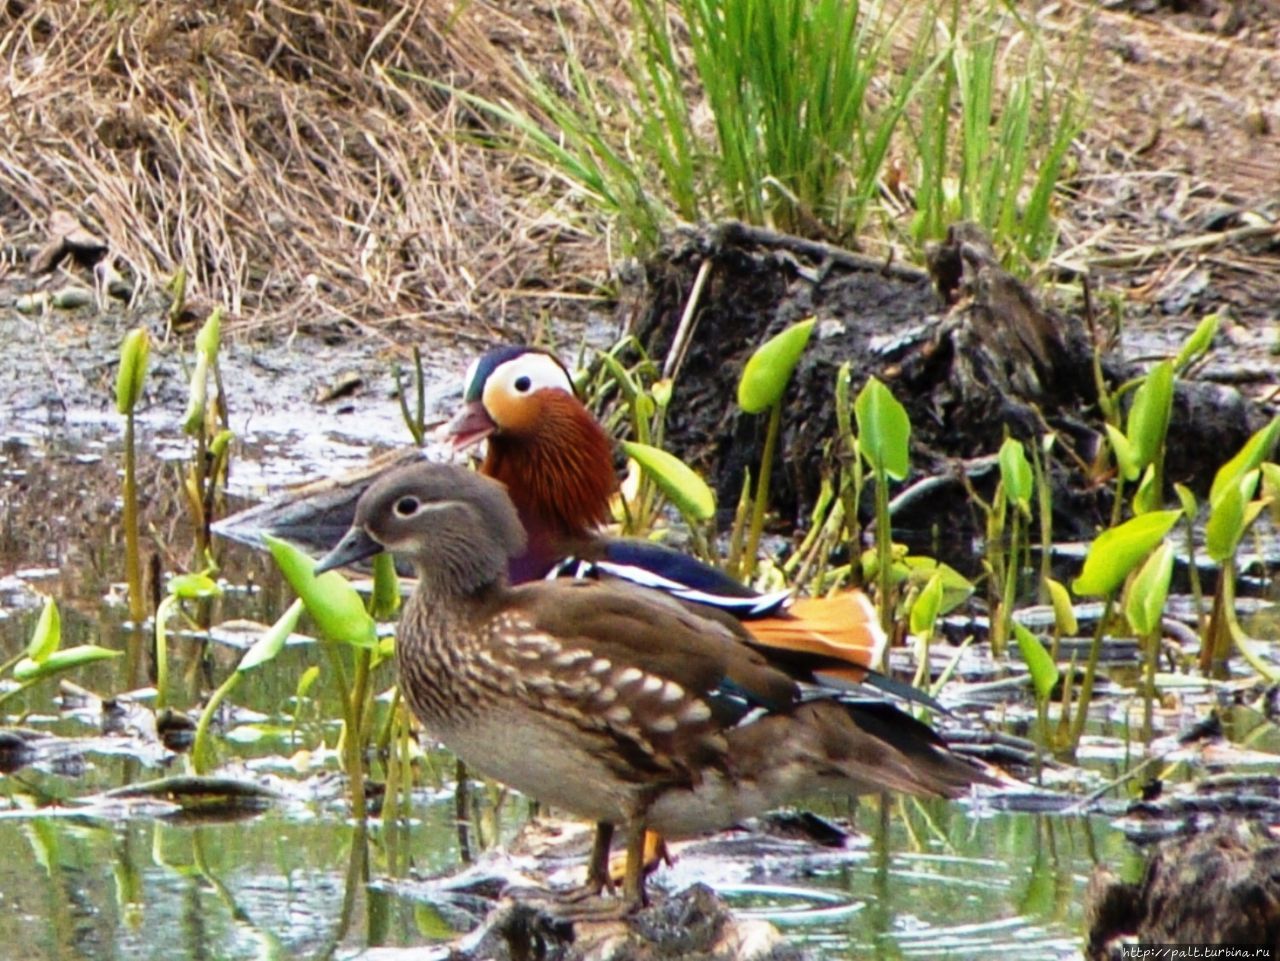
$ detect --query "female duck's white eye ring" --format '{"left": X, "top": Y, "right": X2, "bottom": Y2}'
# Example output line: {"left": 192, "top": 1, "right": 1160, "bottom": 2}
{"left": 394, "top": 496, "right": 420, "bottom": 517}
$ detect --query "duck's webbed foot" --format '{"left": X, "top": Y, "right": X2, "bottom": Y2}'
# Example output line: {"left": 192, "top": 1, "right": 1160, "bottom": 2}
{"left": 547, "top": 820, "right": 656, "bottom": 919}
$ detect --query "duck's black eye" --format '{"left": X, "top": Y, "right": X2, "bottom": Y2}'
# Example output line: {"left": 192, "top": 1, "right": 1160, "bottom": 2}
{"left": 514, "top": 375, "right": 532, "bottom": 393}
{"left": 394, "top": 496, "right": 420, "bottom": 517}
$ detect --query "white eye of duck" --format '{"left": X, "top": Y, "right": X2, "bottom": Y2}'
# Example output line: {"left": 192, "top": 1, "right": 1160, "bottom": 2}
{"left": 514, "top": 375, "right": 532, "bottom": 393}
{"left": 394, "top": 496, "right": 421, "bottom": 518}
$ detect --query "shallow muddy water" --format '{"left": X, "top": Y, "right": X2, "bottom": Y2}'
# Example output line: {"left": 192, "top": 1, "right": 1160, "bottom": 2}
{"left": 1, "top": 336, "right": 1263, "bottom": 961}
{"left": 0, "top": 800, "right": 1102, "bottom": 960}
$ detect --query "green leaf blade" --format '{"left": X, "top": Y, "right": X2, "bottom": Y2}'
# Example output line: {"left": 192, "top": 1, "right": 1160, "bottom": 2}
{"left": 13, "top": 645, "right": 123, "bottom": 683}
{"left": 854, "top": 377, "right": 911, "bottom": 480}
{"left": 1173, "top": 312, "right": 1219, "bottom": 373}
{"left": 1132, "top": 465, "right": 1162, "bottom": 515}
{"left": 1105, "top": 424, "right": 1138, "bottom": 482}
{"left": 24, "top": 596, "right": 61, "bottom": 663}
{"left": 1044, "top": 577, "right": 1078, "bottom": 636}
{"left": 266, "top": 535, "right": 378, "bottom": 649}
{"left": 115, "top": 327, "right": 151, "bottom": 414}
{"left": 1126, "top": 360, "right": 1174, "bottom": 469}
{"left": 371, "top": 552, "right": 401, "bottom": 620}
{"left": 1072, "top": 509, "right": 1181, "bottom": 596}
{"left": 1211, "top": 416, "right": 1280, "bottom": 506}
{"left": 1013, "top": 623, "right": 1059, "bottom": 703}
{"left": 1205, "top": 471, "right": 1258, "bottom": 562}
{"left": 238, "top": 599, "right": 305, "bottom": 674}
{"left": 620, "top": 441, "right": 716, "bottom": 521}
{"left": 167, "top": 573, "right": 222, "bottom": 600}
{"left": 998, "top": 436, "right": 1033, "bottom": 510}
{"left": 1124, "top": 541, "right": 1174, "bottom": 636}
{"left": 909, "top": 571, "right": 945, "bottom": 637}
{"left": 195, "top": 307, "right": 223, "bottom": 360}
{"left": 737, "top": 318, "right": 815, "bottom": 414}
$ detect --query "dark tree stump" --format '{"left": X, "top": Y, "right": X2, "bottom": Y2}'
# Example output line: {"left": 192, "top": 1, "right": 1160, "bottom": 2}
{"left": 1086, "top": 818, "right": 1280, "bottom": 958}
{"left": 627, "top": 221, "right": 1259, "bottom": 556}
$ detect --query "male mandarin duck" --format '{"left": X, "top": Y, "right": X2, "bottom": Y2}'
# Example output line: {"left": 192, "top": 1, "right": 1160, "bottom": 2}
{"left": 315, "top": 463, "right": 991, "bottom": 905}
{"left": 444, "top": 344, "right": 891, "bottom": 691}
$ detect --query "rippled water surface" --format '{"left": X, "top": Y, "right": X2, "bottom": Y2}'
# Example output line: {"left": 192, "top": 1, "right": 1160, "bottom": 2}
{"left": 0, "top": 394, "right": 1156, "bottom": 961}
{"left": 0, "top": 792, "right": 1102, "bottom": 960}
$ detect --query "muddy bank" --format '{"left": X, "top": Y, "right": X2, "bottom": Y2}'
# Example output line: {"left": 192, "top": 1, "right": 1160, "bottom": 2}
{"left": 0, "top": 289, "right": 476, "bottom": 614}
{"left": 628, "top": 222, "right": 1265, "bottom": 547}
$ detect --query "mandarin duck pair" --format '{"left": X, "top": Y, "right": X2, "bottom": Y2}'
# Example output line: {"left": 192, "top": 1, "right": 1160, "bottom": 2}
{"left": 316, "top": 346, "right": 992, "bottom": 905}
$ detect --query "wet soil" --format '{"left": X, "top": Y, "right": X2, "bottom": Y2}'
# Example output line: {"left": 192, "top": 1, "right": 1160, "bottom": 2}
{"left": 627, "top": 222, "right": 1269, "bottom": 551}
{"left": 0, "top": 288, "right": 478, "bottom": 607}
{"left": 1, "top": 292, "right": 458, "bottom": 454}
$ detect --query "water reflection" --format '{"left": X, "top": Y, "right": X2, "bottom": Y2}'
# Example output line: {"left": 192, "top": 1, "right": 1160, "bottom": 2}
{"left": 0, "top": 781, "right": 1112, "bottom": 960}
{"left": 0, "top": 811, "right": 454, "bottom": 959}
{"left": 0, "top": 403, "right": 1108, "bottom": 961}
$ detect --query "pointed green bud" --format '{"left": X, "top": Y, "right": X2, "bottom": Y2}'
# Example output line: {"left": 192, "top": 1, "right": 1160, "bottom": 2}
{"left": 115, "top": 327, "right": 150, "bottom": 414}
{"left": 738, "top": 318, "right": 815, "bottom": 414}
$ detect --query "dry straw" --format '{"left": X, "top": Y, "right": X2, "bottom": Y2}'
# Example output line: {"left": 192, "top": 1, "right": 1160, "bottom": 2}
{"left": 0, "top": 1, "right": 616, "bottom": 333}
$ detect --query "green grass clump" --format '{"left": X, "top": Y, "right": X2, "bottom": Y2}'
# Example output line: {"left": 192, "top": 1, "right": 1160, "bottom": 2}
{"left": 911, "top": 3, "right": 1086, "bottom": 268}
{"left": 675, "top": 0, "right": 927, "bottom": 240}
{"left": 438, "top": 0, "right": 1087, "bottom": 272}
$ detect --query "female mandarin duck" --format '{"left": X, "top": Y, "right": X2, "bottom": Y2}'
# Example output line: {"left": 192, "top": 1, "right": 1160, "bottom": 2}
{"left": 316, "top": 463, "right": 989, "bottom": 906}
{"left": 444, "top": 345, "right": 890, "bottom": 690}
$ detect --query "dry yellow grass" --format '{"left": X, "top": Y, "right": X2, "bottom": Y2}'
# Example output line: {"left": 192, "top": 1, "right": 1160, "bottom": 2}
{"left": 2, "top": 1, "right": 1275, "bottom": 341}
{"left": 0, "top": 0, "right": 617, "bottom": 337}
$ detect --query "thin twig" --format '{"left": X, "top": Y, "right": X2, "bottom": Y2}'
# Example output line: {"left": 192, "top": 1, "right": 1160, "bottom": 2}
{"left": 662, "top": 256, "right": 713, "bottom": 382}
{"left": 1080, "top": 223, "right": 1280, "bottom": 270}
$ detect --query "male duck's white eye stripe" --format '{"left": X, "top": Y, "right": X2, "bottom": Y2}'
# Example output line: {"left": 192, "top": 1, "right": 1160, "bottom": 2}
{"left": 489, "top": 353, "right": 574, "bottom": 399}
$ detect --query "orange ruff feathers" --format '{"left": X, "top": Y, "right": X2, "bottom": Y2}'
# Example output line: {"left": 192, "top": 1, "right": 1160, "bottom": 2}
{"left": 746, "top": 592, "right": 887, "bottom": 683}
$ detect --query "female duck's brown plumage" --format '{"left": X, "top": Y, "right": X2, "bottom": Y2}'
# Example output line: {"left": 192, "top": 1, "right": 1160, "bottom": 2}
{"left": 316, "top": 462, "right": 990, "bottom": 904}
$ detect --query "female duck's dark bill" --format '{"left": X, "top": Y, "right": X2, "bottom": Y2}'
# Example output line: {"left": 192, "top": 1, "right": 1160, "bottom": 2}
{"left": 314, "top": 527, "right": 384, "bottom": 574}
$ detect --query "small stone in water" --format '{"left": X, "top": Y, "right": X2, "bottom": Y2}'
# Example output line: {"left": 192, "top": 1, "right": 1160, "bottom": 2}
{"left": 14, "top": 292, "right": 48, "bottom": 314}
{"left": 51, "top": 286, "right": 93, "bottom": 310}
